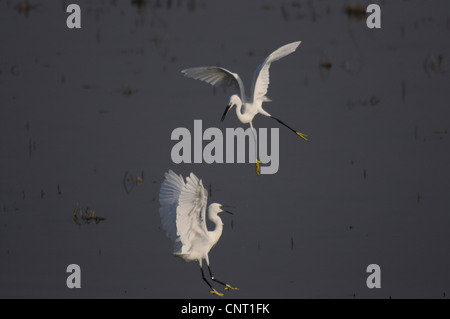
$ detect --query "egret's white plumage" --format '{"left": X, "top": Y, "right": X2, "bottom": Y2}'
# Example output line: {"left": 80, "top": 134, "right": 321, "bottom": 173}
{"left": 159, "top": 170, "right": 215, "bottom": 261}
{"left": 181, "top": 66, "right": 246, "bottom": 102}
{"left": 181, "top": 42, "right": 308, "bottom": 174}
{"left": 158, "top": 170, "right": 238, "bottom": 296}
{"left": 181, "top": 41, "right": 301, "bottom": 111}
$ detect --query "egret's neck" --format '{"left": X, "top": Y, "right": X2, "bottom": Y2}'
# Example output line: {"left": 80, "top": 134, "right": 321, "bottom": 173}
{"left": 234, "top": 99, "right": 245, "bottom": 122}
{"left": 207, "top": 212, "right": 223, "bottom": 246}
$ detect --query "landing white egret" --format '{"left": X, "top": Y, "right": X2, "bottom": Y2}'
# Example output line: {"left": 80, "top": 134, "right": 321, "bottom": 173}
{"left": 181, "top": 41, "right": 308, "bottom": 175}
{"left": 158, "top": 170, "right": 238, "bottom": 297}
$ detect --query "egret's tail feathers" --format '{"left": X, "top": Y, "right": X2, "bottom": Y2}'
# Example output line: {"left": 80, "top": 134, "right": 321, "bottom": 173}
{"left": 262, "top": 96, "right": 272, "bottom": 102}
{"left": 173, "top": 251, "right": 189, "bottom": 257}
{"left": 173, "top": 242, "right": 192, "bottom": 259}
{"left": 258, "top": 107, "right": 271, "bottom": 117}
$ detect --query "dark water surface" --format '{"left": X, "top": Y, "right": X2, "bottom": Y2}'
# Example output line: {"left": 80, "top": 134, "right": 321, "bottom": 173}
{"left": 1, "top": 0, "right": 450, "bottom": 298}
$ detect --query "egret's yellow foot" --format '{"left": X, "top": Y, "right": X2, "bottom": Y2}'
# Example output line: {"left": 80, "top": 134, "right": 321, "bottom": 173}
{"left": 256, "top": 160, "right": 262, "bottom": 175}
{"left": 210, "top": 288, "right": 224, "bottom": 297}
{"left": 224, "top": 284, "right": 239, "bottom": 291}
{"left": 296, "top": 132, "right": 309, "bottom": 141}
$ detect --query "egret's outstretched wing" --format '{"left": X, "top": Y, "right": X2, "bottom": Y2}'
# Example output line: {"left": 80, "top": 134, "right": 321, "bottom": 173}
{"left": 181, "top": 66, "right": 246, "bottom": 100}
{"left": 250, "top": 41, "right": 301, "bottom": 104}
{"left": 159, "top": 170, "right": 208, "bottom": 254}
{"left": 159, "top": 170, "right": 185, "bottom": 244}
{"left": 176, "top": 172, "right": 208, "bottom": 253}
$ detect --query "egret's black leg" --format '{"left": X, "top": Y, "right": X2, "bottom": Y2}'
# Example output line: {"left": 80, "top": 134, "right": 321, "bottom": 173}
{"left": 200, "top": 266, "right": 212, "bottom": 289}
{"left": 208, "top": 265, "right": 239, "bottom": 291}
{"left": 200, "top": 266, "right": 223, "bottom": 296}
{"left": 270, "top": 116, "right": 309, "bottom": 141}
{"left": 207, "top": 265, "right": 226, "bottom": 286}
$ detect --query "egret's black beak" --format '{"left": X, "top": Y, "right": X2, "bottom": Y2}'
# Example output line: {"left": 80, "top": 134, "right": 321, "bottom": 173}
{"left": 220, "top": 205, "right": 234, "bottom": 215}
{"left": 221, "top": 103, "right": 232, "bottom": 122}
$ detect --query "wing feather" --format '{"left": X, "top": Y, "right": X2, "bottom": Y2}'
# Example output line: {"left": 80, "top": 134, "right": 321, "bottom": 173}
{"left": 181, "top": 66, "right": 246, "bottom": 100}
{"left": 251, "top": 41, "right": 301, "bottom": 104}
{"left": 158, "top": 170, "right": 208, "bottom": 255}
{"left": 159, "top": 170, "right": 185, "bottom": 246}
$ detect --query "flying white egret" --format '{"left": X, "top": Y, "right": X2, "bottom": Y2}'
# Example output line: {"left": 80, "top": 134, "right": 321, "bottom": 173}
{"left": 158, "top": 170, "right": 238, "bottom": 297}
{"left": 181, "top": 41, "right": 308, "bottom": 175}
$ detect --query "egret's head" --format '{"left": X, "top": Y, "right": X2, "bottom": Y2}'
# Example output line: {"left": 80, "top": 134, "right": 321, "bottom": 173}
{"left": 221, "top": 95, "right": 241, "bottom": 122}
{"left": 228, "top": 94, "right": 241, "bottom": 106}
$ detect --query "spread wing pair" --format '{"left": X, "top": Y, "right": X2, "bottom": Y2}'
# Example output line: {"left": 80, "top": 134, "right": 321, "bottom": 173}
{"left": 181, "top": 41, "right": 301, "bottom": 104}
